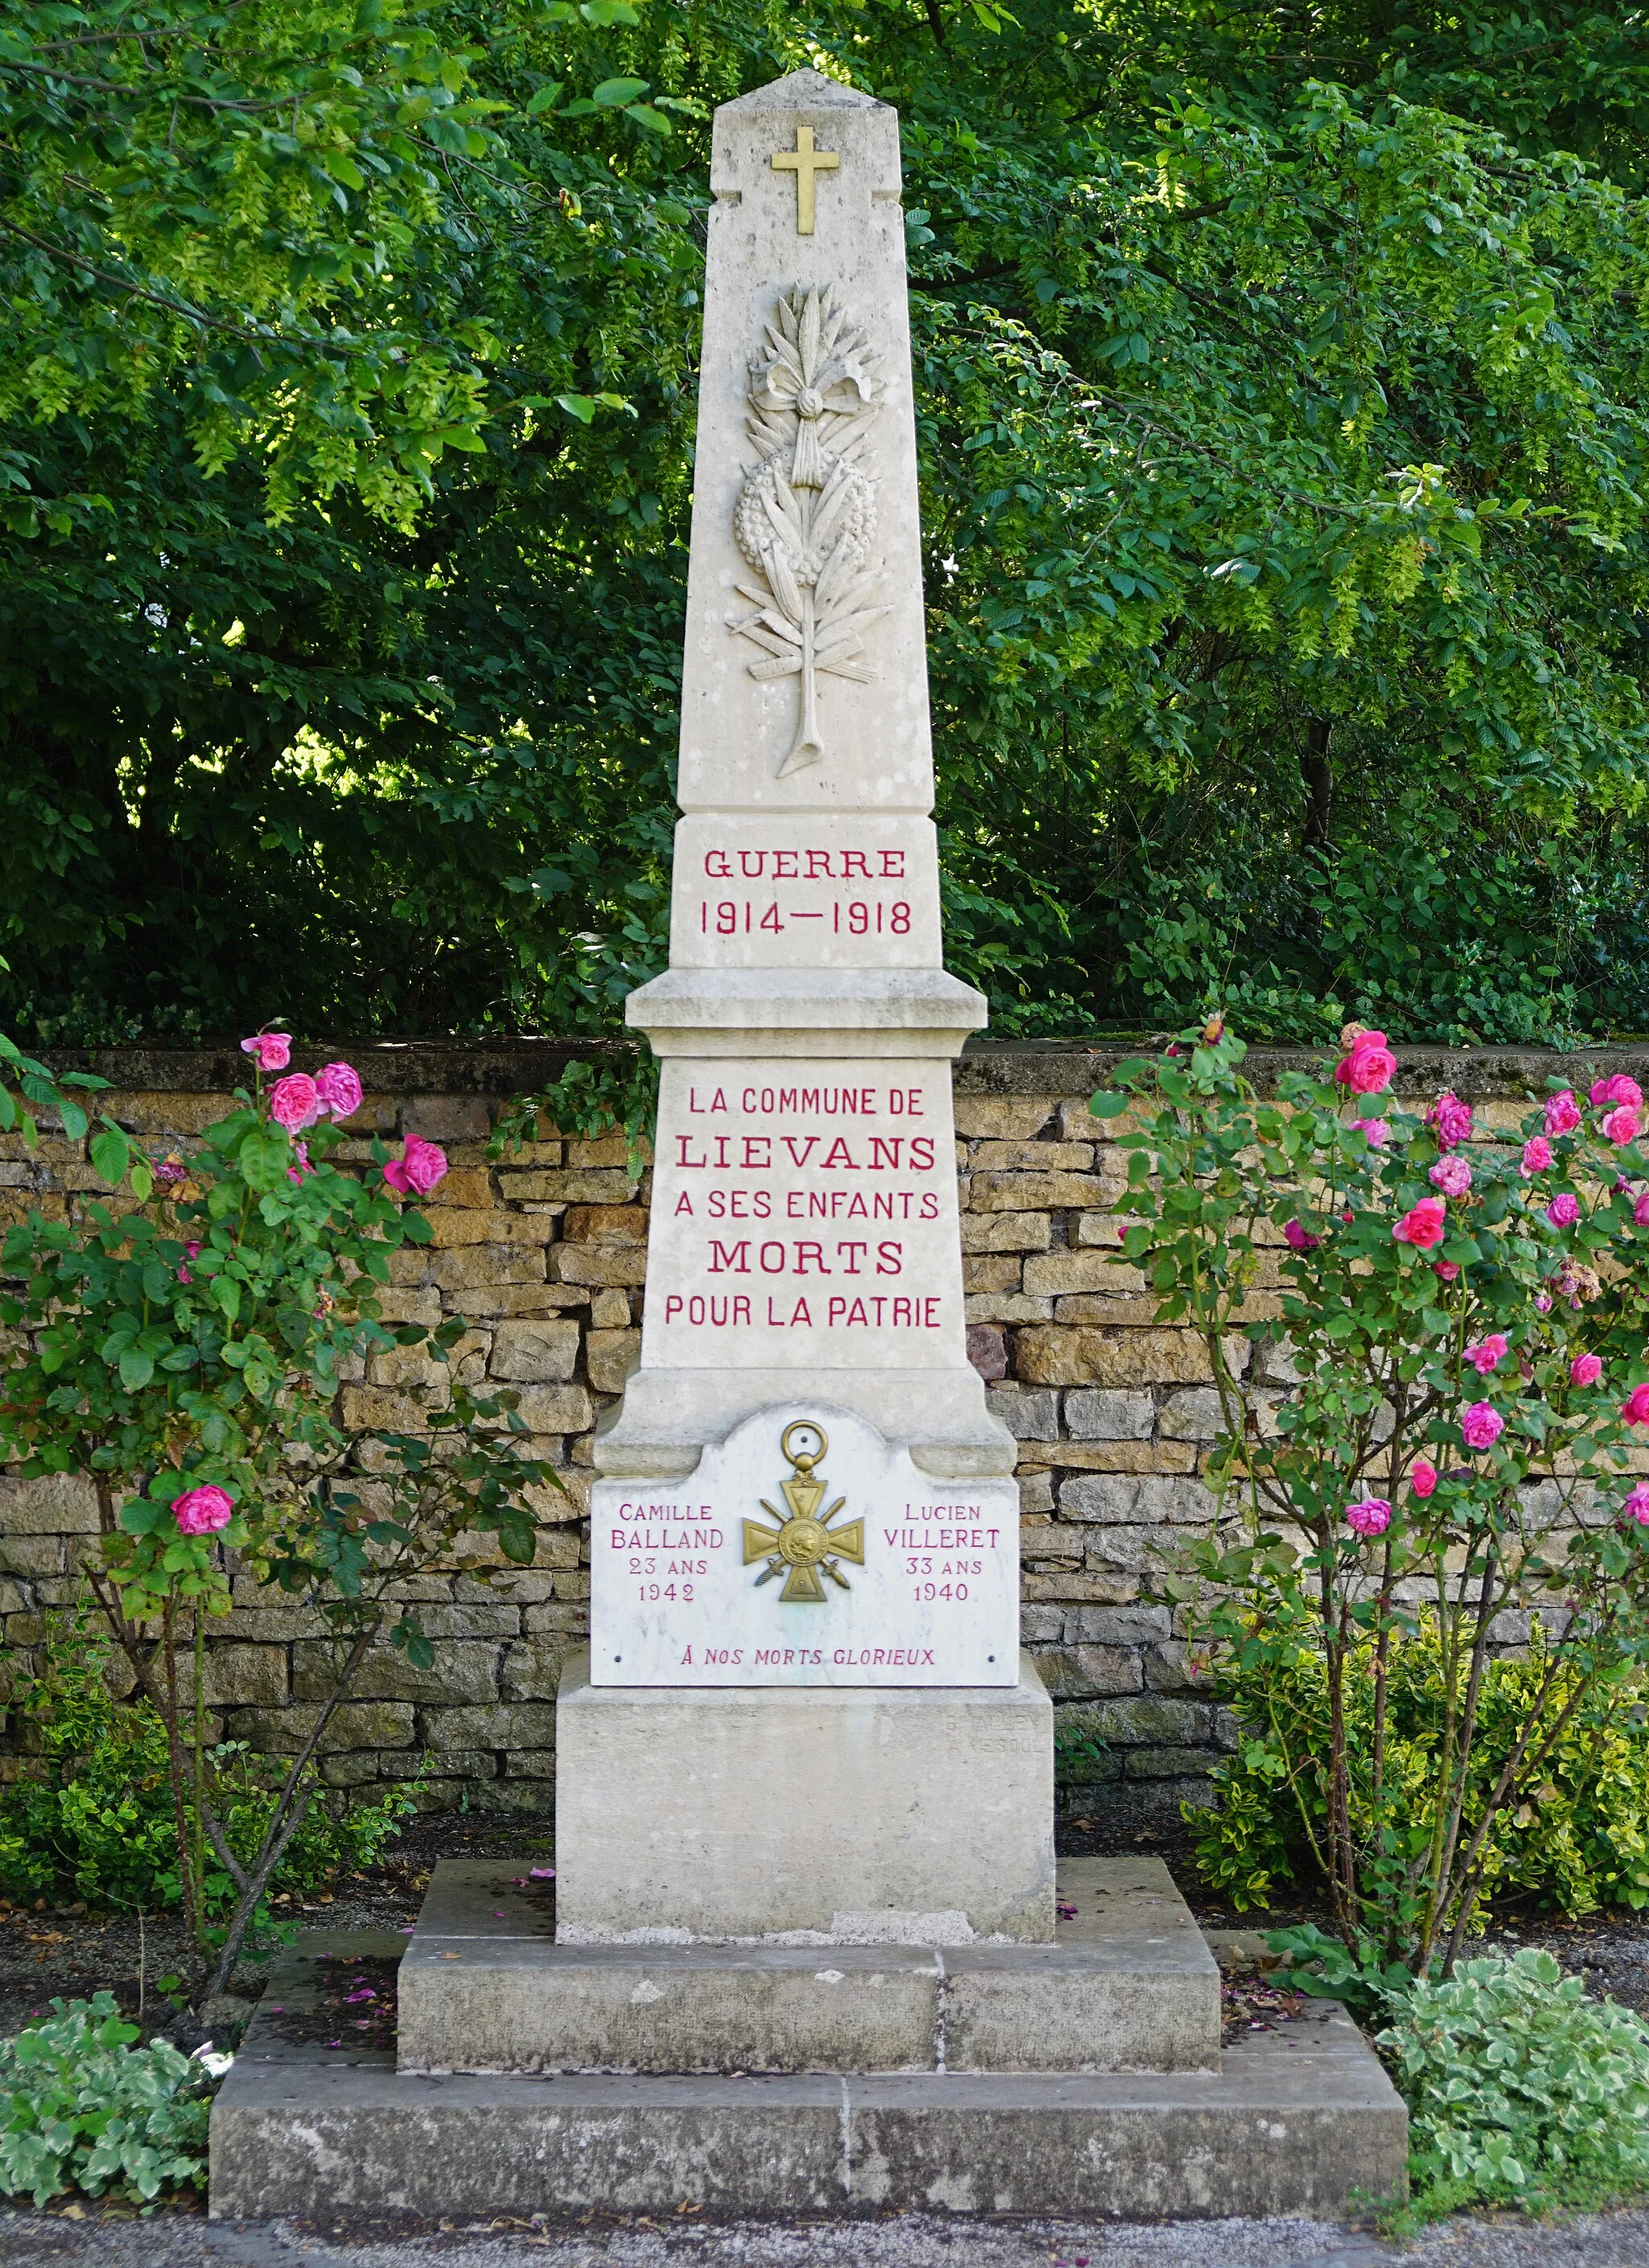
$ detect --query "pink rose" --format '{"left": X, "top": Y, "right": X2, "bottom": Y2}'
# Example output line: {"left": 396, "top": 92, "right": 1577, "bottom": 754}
{"left": 1393, "top": 1197, "right": 1448, "bottom": 1250}
{"left": 1283, "top": 1219, "right": 1320, "bottom": 1251}
{"left": 1591, "top": 1074, "right": 1644, "bottom": 1111}
{"left": 1570, "top": 1353, "right": 1603, "bottom": 1387}
{"left": 383, "top": 1132, "right": 448, "bottom": 1197}
{"left": 1604, "top": 1106, "right": 1642, "bottom": 1148}
{"left": 1335, "top": 1031, "right": 1396, "bottom": 1096}
{"left": 1465, "top": 1334, "right": 1508, "bottom": 1375}
{"left": 1354, "top": 1118, "right": 1389, "bottom": 1147}
{"left": 1636, "top": 1191, "right": 1649, "bottom": 1228}
{"left": 1520, "top": 1138, "right": 1552, "bottom": 1177}
{"left": 1544, "top": 1090, "right": 1582, "bottom": 1137}
{"left": 1462, "top": 1402, "right": 1505, "bottom": 1452}
{"left": 1411, "top": 1460, "right": 1438, "bottom": 1498}
{"left": 1429, "top": 1156, "right": 1473, "bottom": 1198}
{"left": 1627, "top": 1484, "right": 1649, "bottom": 1525}
{"left": 268, "top": 1073, "right": 320, "bottom": 1131}
{"left": 1345, "top": 1497, "right": 1392, "bottom": 1538}
{"left": 1432, "top": 1260, "right": 1461, "bottom": 1283}
{"left": 287, "top": 1141, "right": 312, "bottom": 1185}
{"left": 1427, "top": 1092, "right": 1473, "bottom": 1151}
{"left": 240, "top": 1032, "right": 291, "bottom": 1072}
{"left": 172, "top": 1485, "right": 234, "bottom": 1536}
{"left": 1623, "top": 1385, "right": 1649, "bottom": 1427}
{"left": 314, "top": 1062, "right": 363, "bottom": 1120}
{"left": 1545, "top": 1192, "right": 1580, "bottom": 1229}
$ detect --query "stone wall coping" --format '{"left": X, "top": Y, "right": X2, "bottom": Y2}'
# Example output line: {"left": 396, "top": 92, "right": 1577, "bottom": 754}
{"left": 33, "top": 1037, "right": 1649, "bottom": 1101}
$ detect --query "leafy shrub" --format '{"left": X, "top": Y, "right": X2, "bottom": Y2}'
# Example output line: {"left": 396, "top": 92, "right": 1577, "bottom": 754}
{"left": 1379, "top": 1951, "right": 1649, "bottom": 2212}
{"left": 0, "top": 1994, "right": 213, "bottom": 2204}
{"left": 1100, "top": 1021, "right": 1649, "bottom": 1974}
{"left": 1193, "top": 1621, "right": 1649, "bottom": 1921}
{"left": 0, "top": 1616, "right": 415, "bottom": 1915}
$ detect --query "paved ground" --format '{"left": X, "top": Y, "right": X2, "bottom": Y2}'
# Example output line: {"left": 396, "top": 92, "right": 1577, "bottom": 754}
{"left": 6, "top": 2206, "right": 1649, "bottom": 2268}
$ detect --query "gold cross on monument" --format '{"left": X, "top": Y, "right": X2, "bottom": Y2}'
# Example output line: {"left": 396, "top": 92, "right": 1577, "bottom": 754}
{"left": 771, "top": 126, "right": 839, "bottom": 238}
{"left": 743, "top": 1422, "right": 865, "bottom": 1604}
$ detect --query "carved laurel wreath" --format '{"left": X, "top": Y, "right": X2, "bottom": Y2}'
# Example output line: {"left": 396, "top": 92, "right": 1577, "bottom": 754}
{"left": 727, "top": 286, "right": 886, "bottom": 777}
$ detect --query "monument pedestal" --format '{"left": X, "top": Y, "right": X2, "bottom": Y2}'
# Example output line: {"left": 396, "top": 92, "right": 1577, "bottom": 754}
{"left": 553, "top": 1647, "right": 1053, "bottom": 1944}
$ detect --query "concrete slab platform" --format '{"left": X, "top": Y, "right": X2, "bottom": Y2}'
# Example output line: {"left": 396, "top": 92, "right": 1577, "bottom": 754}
{"left": 210, "top": 1932, "right": 1406, "bottom": 2221}
{"left": 396, "top": 1857, "right": 1219, "bottom": 2075}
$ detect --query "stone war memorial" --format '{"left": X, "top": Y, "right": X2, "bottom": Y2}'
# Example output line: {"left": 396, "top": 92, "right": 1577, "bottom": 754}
{"left": 209, "top": 71, "right": 1405, "bottom": 2220}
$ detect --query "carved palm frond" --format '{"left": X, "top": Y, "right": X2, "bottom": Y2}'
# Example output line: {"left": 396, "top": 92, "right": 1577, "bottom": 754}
{"left": 729, "top": 283, "right": 886, "bottom": 771}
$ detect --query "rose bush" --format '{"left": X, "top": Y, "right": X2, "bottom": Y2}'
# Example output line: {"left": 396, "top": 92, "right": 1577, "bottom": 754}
{"left": 0, "top": 1040, "right": 553, "bottom": 1997}
{"left": 1093, "top": 1022, "right": 1649, "bottom": 1975}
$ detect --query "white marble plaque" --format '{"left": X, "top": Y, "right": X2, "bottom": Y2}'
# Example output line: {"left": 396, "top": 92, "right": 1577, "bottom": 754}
{"left": 642, "top": 1055, "right": 967, "bottom": 1374}
{"left": 670, "top": 814, "right": 941, "bottom": 969}
{"left": 590, "top": 1405, "right": 1018, "bottom": 1687}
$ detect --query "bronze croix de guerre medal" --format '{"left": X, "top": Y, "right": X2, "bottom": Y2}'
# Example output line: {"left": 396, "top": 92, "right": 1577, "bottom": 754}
{"left": 743, "top": 1422, "right": 866, "bottom": 1604}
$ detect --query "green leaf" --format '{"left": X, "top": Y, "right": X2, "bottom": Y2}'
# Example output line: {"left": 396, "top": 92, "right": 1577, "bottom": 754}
{"left": 89, "top": 1129, "right": 130, "bottom": 1186}
{"left": 591, "top": 77, "right": 649, "bottom": 106}
{"left": 1089, "top": 1092, "right": 1130, "bottom": 1119}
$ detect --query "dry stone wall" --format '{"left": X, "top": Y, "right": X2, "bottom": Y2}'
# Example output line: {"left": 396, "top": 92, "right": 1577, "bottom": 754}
{"left": 2, "top": 1039, "right": 1644, "bottom": 1824}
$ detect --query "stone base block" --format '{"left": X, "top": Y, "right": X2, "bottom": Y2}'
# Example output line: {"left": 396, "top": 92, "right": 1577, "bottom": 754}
{"left": 209, "top": 1933, "right": 1407, "bottom": 2222}
{"left": 553, "top": 1646, "right": 1055, "bottom": 1943}
{"left": 397, "top": 1857, "right": 1218, "bottom": 2075}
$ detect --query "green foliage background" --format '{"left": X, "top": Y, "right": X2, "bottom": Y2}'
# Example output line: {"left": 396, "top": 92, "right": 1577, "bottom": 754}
{"left": 5, "top": 1, "right": 1649, "bottom": 1044}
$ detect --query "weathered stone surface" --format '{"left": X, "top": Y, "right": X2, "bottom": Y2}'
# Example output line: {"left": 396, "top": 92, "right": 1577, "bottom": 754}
{"left": 200, "top": 1645, "right": 287, "bottom": 1708}
{"left": 562, "top": 1204, "right": 650, "bottom": 1245}
{"left": 969, "top": 1140, "right": 1094, "bottom": 1172}
{"left": 552, "top": 1244, "right": 650, "bottom": 1288}
{"left": 585, "top": 1329, "right": 642, "bottom": 1394}
{"left": 556, "top": 1649, "right": 1054, "bottom": 1942}
{"left": 1063, "top": 1606, "right": 1173, "bottom": 1645}
{"left": 1160, "top": 1388, "right": 1225, "bottom": 1440}
{"left": 965, "top": 1292, "right": 1053, "bottom": 1324}
{"left": 293, "top": 1642, "right": 500, "bottom": 1706}
{"left": 971, "top": 1171, "right": 1107, "bottom": 1212}
{"left": 1034, "top": 1648, "right": 1143, "bottom": 1700}
{"left": 512, "top": 1385, "right": 596, "bottom": 1435}
{"left": 225, "top": 1702, "right": 415, "bottom": 1754}
{"left": 953, "top": 1100, "right": 1055, "bottom": 1139}
{"left": 489, "top": 1322, "right": 581, "bottom": 1383}
{"left": 967, "top": 1323, "right": 1008, "bottom": 1382}
{"left": 424, "top": 1703, "right": 560, "bottom": 1750}
{"left": 963, "top": 1255, "right": 1023, "bottom": 1293}
{"left": 498, "top": 1640, "right": 574, "bottom": 1700}
{"left": 1072, "top": 1696, "right": 1212, "bottom": 1745}
{"left": 1022, "top": 1252, "right": 1133, "bottom": 1297}
{"left": 1064, "top": 1389, "right": 1155, "bottom": 1441}
{"left": 500, "top": 1171, "right": 640, "bottom": 1204}
{"left": 986, "top": 1383, "right": 1058, "bottom": 1440}
{"left": 1017, "top": 1471, "right": 1055, "bottom": 1514}
{"left": 1016, "top": 1328, "right": 1249, "bottom": 1388}
{"left": 0, "top": 1473, "right": 100, "bottom": 1535}
{"left": 211, "top": 1968, "right": 1407, "bottom": 2221}
{"left": 961, "top": 1211, "right": 1052, "bottom": 1253}
{"left": 1060, "top": 1474, "right": 1219, "bottom": 1526}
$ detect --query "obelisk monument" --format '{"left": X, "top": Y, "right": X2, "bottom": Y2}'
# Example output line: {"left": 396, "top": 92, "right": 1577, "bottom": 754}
{"left": 556, "top": 70, "right": 1052, "bottom": 1944}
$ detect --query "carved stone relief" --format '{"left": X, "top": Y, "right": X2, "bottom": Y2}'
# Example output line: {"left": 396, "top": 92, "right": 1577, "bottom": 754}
{"left": 728, "top": 286, "right": 887, "bottom": 775}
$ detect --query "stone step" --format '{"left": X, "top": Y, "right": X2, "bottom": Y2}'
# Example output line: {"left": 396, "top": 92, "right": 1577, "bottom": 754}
{"left": 395, "top": 1854, "right": 1221, "bottom": 2076}
{"left": 210, "top": 1931, "right": 1407, "bottom": 2223}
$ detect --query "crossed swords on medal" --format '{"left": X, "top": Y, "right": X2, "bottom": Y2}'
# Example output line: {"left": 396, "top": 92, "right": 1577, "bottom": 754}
{"left": 742, "top": 1421, "right": 866, "bottom": 1605}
